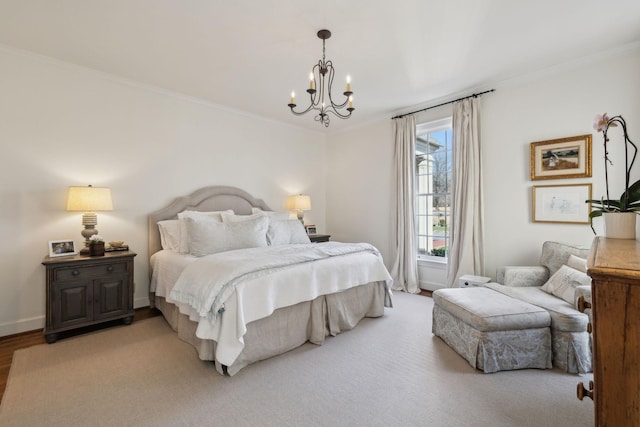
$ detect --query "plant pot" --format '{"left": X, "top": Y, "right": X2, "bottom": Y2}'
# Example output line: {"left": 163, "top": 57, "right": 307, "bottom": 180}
{"left": 89, "top": 242, "right": 105, "bottom": 256}
{"left": 603, "top": 212, "right": 637, "bottom": 239}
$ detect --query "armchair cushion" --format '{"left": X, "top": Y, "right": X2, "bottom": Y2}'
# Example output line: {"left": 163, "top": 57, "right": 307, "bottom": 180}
{"left": 541, "top": 265, "right": 591, "bottom": 304}
{"left": 497, "top": 266, "right": 548, "bottom": 287}
{"left": 567, "top": 254, "right": 588, "bottom": 273}
{"left": 485, "top": 283, "right": 588, "bottom": 332}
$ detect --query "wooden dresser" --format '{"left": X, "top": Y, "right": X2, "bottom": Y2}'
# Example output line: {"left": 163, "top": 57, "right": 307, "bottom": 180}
{"left": 581, "top": 237, "right": 640, "bottom": 426}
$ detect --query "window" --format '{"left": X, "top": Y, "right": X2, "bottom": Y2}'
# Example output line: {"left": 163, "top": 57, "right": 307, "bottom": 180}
{"left": 415, "top": 118, "right": 452, "bottom": 262}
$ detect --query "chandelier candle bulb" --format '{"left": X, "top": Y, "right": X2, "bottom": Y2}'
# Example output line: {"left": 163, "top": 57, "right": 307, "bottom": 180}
{"left": 309, "top": 72, "right": 315, "bottom": 90}
{"left": 290, "top": 91, "right": 295, "bottom": 105}
{"left": 349, "top": 95, "right": 353, "bottom": 109}
{"left": 346, "top": 75, "right": 351, "bottom": 92}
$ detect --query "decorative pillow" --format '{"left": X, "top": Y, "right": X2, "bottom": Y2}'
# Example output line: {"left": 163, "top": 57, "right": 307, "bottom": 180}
{"left": 566, "top": 254, "right": 588, "bottom": 273}
{"left": 267, "top": 219, "right": 311, "bottom": 246}
{"left": 185, "top": 214, "right": 269, "bottom": 256}
{"left": 251, "top": 207, "right": 291, "bottom": 221}
{"left": 177, "top": 210, "right": 233, "bottom": 253}
{"left": 157, "top": 220, "right": 181, "bottom": 252}
{"left": 541, "top": 264, "right": 591, "bottom": 304}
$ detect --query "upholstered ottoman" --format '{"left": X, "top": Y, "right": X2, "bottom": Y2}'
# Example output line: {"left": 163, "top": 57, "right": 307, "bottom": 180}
{"left": 432, "top": 287, "right": 552, "bottom": 373}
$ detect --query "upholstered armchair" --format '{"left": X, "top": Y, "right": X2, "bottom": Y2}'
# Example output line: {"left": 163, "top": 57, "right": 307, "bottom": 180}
{"left": 486, "top": 241, "right": 593, "bottom": 373}
{"left": 497, "top": 241, "right": 590, "bottom": 285}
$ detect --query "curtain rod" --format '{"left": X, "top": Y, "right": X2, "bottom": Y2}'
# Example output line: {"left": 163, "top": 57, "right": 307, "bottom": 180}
{"left": 391, "top": 89, "right": 495, "bottom": 120}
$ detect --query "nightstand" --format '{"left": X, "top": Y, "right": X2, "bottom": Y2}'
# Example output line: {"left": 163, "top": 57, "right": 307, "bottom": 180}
{"left": 42, "top": 251, "right": 136, "bottom": 343}
{"left": 309, "top": 234, "right": 331, "bottom": 243}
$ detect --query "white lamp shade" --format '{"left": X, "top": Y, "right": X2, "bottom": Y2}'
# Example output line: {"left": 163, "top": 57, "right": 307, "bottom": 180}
{"left": 66, "top": 186, "right": 113, "bottom": 212}
{"left": 286, "top": 194, "right": 311, "bottom": 211}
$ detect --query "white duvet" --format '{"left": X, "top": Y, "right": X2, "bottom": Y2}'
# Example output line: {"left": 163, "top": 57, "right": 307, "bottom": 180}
{"left": 153, "top": 242, "right": 393, "bottom": 368}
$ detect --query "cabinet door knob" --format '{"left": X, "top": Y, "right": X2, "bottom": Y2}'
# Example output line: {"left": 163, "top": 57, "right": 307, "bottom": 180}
{"left": 107, "top": 266, "right": 114, "bottom": 272}
{"left": 577, "top": 296, "right": 591, "bottom": 313}
{"left": 577, "top": 381, "right": 594, "bottom": 401}
{"left": 72, "top": 270, "right": 80, "bottom": 276}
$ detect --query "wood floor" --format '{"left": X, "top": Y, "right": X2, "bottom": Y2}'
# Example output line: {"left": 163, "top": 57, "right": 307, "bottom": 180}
{"left": 1, "top": 290, "right": 433, "bottom": 404}
{"left": 0, "top": 307, "right": 161, "bottom": 403}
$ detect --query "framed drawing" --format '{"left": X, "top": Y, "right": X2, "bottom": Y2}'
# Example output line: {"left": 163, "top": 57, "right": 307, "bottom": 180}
{"left": 532, "top": 184, "right": 592, "bottom": 224}
{"left": 530, "top": 134, "right": 592, "bottom": 180}
{"left": 48, "top": 239, "right": 77, "bottom": 257}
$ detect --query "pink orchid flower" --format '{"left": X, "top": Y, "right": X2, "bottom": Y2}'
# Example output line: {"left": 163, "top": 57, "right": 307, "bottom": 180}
{"left": 593, "top": 113, "right": 609, "bottom": 131}
{"left": 593, "top": 113, "right": 618, "bottom": 132}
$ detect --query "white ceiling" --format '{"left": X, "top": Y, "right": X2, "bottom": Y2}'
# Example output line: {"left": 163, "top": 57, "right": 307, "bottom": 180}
{"left": 1, "top": 0, "right": 639, "bottom": 132}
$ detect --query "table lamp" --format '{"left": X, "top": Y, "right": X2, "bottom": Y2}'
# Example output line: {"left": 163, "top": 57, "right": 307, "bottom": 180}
{"left": 286, "top": 194, "right": 311, "bottom": 224}
{"left": 66, "top": 185, "right": 113, "bottom": 254}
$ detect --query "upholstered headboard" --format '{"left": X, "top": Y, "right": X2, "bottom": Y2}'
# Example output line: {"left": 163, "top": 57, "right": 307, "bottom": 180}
{"left": 147, "top": 186, "right": 272, "bottom": 258}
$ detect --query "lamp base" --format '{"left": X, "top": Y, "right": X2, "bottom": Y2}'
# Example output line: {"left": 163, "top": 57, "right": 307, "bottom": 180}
{"left": 80, "top": 212, "right": 99, "bottom": 253}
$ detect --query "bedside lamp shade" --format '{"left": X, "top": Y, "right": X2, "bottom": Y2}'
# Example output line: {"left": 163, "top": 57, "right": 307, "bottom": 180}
{"left": 286, "top": 194, "right": 311, "bottom": 223}
{"left": 66, "top": 185, "right": 113, "bottom": 254}
{"left": 66, "top": 186, "right": 113, "bottom": 212}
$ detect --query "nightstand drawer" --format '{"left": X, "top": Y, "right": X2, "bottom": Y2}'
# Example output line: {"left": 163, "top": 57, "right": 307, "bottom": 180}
{"left": 55, "top": 262, "right": 128, "bottom": 281}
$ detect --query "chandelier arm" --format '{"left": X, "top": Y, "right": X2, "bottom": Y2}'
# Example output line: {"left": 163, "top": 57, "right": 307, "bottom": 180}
{"left": 324, "top": 107, "right": 354, "bottom": 119}
{"left": 325, "top": 62, "right": 337, "bottom": 108}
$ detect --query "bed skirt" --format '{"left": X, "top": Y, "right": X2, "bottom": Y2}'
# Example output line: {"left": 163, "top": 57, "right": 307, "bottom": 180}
{"left": 153, "top": 281, "right": 391, "bottom": 375}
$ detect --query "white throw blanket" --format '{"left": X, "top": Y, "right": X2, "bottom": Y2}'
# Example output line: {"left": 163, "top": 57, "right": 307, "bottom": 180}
{"left": 169, "top": 242, "right": 386, "bottom": 322}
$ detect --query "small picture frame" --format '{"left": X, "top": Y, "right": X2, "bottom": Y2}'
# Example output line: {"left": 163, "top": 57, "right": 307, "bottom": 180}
{"left": 530, "top": 134, "right": 592, "bottom": 180}
{"left": 305, "top": 224, "right": 317, "bottom": 235}
{"left": 48, "top": 240, "right": 77, "bottom": 257}
{"left": 532, "top": 183, "right": 592, "bottom": 224}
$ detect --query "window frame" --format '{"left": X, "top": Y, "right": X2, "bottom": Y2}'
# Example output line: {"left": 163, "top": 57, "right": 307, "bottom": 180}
{"left": 415, "top": 117, "right": 453, "bottom": 264}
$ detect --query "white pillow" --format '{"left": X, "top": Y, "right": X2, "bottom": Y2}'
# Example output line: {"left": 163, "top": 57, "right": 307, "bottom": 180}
{"left": 251, "top": 207, "right": 291, "bottom": 221}
{"left": 222, "top": 211, "right": 266, "bottom": 222}
{"left": 177, "top": 210, "right": 233, "bottom": 253}
{"left": 541, "top": 265, "right": 591, "bottom": 304}
{"left": 267, "top": 220, "right": 311, "bottom": 245}
{"left": 157, "top": 220, "right": 181, "bottom": 252}
{"left": 566, "top": 254, "right": 588, "bottom": 273}
{"left": 185, "top": 214, "right": 269, "bottom": 256}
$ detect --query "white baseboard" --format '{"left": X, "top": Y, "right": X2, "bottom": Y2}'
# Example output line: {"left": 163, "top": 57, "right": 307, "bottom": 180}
{"left": 134, "top": 296, "right": 150, "bottom": 309}
{"left": 0, "top": 315, "right": 44, "bottom": 337}
{"left": 0, "top": 297, "right": 152, "bottom": 338}
{"left": 419, "top": 280, "right": 447, "bottom": 292}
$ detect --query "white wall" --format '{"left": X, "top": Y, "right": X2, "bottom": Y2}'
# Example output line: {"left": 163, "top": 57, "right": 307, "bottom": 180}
{"left": 326, "top": 46, "right": 640, "bottom": 290}
{"left": 0, "top": 46, "right": 327, "bottom": 336}
{"left": 482, "top": 47, "right": 640, "bottom": 277}
{"left": 325, "top": 120, "right": 393, "bottom": 262}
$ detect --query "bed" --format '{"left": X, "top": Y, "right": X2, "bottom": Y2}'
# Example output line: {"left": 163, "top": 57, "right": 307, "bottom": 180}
{"left": 148, "top": 186, "right": 393, "bottom": 375}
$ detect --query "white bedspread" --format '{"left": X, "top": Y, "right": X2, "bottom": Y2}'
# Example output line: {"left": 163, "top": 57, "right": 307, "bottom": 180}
{"left": 160, "top": 242, "right": 393, "bottom": 367}
{"left": 170, "top": 242, "right": 385, "bottom": 319}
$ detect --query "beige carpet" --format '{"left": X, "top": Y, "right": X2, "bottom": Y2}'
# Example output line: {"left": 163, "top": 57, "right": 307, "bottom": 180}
{"left": 0, "top": 292, "right": 594, "bottom": 427}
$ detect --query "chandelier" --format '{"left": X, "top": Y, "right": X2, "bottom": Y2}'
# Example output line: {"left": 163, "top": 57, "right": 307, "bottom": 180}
{"left": 287, "top": 29, "right": 354, "bottom": 127}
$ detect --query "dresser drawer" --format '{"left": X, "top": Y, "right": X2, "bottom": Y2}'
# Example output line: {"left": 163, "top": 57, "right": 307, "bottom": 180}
{"left": 54, "top": 262, "right": 128, "bottom": 281}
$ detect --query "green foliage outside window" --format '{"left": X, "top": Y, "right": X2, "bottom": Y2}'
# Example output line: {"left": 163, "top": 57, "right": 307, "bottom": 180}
{"left": 430, "top": 247, "right": 448, "bottom": 257}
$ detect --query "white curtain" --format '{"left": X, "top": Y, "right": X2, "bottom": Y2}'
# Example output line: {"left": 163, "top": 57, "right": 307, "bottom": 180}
{"left": 447, "top": 97, "right": 485, "bottom": 287}
{"left": 390, "top": 115, "right": 420, "bottom": 293}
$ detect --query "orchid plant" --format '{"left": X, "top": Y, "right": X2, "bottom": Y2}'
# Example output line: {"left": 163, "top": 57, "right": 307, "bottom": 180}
{"left": 586, "top": 113, "right": 640, "bottom": 232}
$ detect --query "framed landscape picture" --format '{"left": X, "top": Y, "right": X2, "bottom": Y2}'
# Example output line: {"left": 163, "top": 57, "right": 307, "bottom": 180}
{"left": 530, "top": 134, "right": 592, "bottom": 180}
{"left": 532, "top": 183, "right": 592, "bottom": 224}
